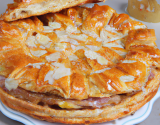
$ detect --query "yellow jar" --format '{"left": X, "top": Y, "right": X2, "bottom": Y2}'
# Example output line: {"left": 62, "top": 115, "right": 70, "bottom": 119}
{"left": 127, "top": 0, "right": 160, "bottom": 23}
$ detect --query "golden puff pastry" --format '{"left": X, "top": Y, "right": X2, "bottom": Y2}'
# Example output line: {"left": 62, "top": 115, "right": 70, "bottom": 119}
{"left": 1, "top": 0, "right": 105, "bottom": 21}
{"left": 0, "top": 4, "right": 160, "bottom": 124}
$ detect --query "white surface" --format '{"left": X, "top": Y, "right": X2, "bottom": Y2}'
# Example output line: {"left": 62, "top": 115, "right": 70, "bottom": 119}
{"left": 0, "top": 0, "right": 160, "bottom": 125}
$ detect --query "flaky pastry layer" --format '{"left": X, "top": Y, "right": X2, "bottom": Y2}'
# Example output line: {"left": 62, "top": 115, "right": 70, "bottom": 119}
{"left": 0, "top": 68, "right": 159, "bottom": 124}
{"left": 0, "top": 4, "right": 160, "bottom": 124}
{"left": 1, "top": 5, "right": 160, "bottom": 100}
{"left": 1, "top": 0, "right": 105, "bottom": 21}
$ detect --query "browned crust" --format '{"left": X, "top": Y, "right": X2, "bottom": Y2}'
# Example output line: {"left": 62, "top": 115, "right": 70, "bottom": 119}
{"left": 1, "top": 0, "right": 105, "bottom": 21}
{"left": 0, "top": 68, "right": 159, "bottom": 124}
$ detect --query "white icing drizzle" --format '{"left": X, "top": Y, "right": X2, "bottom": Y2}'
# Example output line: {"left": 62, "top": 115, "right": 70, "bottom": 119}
{"left": 120, "top": 75, "right": 135, "bottom": 82}
{"left": 5, "top": 78, "right": 19, "bottom": 91}
{"left": 85, "top": 50, "right": 108, "bottom": 65}
{"left": 30, "top": 49, "right": 47, "bottom": 57}
{"left": 44, "top": 63, "right": 71, "bottom": 85}
{"left": 122, "top": 60, "right": 137, "bottom": 63}
{"left": 45, "top": 52, "right": 61, "bottom": 62}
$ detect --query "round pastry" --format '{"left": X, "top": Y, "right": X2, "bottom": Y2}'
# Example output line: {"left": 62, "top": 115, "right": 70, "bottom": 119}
{"left": 0, "top": 3, "right": 160, "bottom": 124}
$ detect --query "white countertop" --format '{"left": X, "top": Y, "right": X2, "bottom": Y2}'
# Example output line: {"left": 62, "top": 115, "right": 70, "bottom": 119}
{"left": 0, "top": 0, "right": 160, "bottom": 125}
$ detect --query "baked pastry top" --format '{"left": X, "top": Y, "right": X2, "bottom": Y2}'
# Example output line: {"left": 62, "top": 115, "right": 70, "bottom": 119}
{"left": 0, "top": 3, "right": 160, "bottom": 124}
{"left": 1, "top": 0, "right": 105, "bottom": 21}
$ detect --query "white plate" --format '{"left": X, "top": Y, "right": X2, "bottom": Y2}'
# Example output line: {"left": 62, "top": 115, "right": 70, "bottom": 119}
{"left": 0, "top": 88, "right": 160, "bottom": 125}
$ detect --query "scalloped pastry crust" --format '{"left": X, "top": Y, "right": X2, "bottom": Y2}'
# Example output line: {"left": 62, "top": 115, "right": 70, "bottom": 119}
{"left": 0, "top": 3, "right": 160, "bottom": 124}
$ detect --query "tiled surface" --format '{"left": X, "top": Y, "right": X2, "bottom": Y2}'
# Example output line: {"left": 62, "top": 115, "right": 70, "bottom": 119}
{"left": 0, "top": 0, "right": 160, "bottom": 125}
